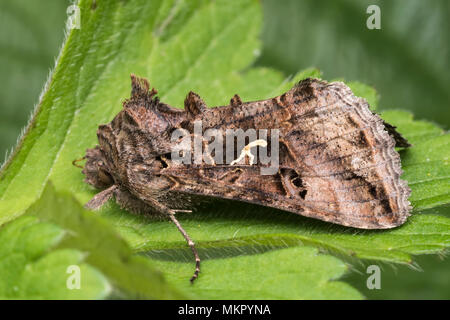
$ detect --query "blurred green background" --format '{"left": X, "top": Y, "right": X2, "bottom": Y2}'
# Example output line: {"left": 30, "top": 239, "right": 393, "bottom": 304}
{"left": 0, "top": 0, "right": 448, "bottom": 299}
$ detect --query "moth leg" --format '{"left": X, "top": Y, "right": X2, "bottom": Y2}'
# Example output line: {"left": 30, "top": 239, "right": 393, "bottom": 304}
{"left": 168, "top": 212, "right": 201, "bottom": 283}
{"left": 148, "top": 199, "right": 201, "bottom": 283}
{"left": 85, "top": 185, "right": 118, "bottom": 210}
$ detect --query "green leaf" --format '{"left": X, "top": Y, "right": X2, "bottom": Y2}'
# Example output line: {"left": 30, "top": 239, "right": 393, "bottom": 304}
{"left": 381, "top": 110, "right": 450, "bottom": 210}
{"left": 25, "top": 182, "right": 184, "bottom": 299}
{"left": 104, "top": 200, "right": 449, "bottom": 267}
{"left": 0, "top": 215, "right": 110, "bottom": 299}
{"left": 150, "top": 246, "right": 361, "bottom": 299}
{"left": 0, "top": 0, "right": 449, "bottom": 300}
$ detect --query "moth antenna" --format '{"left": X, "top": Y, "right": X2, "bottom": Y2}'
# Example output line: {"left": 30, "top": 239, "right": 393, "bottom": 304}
{"left": 72, "top": 156, "right": 86, "bottom": 169}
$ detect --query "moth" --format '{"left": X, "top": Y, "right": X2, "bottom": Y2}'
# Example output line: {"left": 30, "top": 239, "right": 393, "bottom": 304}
{"left": 76, "top": 75, "right": 411, "bottom": 282}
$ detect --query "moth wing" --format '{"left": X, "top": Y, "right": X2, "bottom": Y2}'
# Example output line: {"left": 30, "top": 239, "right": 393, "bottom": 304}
{"left": 143, "top": 79, "right": 411, "bottom": 229}
{"left": 276, "top": 80, "right": 411, "bottom": 229}
{"left": 161, "top": 80, "right": 411, "bottom": 229}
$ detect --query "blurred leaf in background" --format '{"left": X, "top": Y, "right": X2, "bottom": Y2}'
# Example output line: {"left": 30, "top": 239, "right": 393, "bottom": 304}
{"left": 0, "top": 0, "right": 67, "bottom": 159}
{"left": 258, "top": 0, "right": 449, "bottom": 129}
{"left": 346, "top": 250, "right": 450, "bottom": 300}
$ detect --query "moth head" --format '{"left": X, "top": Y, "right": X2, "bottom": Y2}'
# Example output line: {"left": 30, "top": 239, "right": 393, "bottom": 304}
{"left": 90, "top": 107, "right": 175, "bottom": 191}
{"left": 81, "top": 75, "right": 184, "bottom": 191}
{"left": 81, "top": 145, "right": 115, "bottom": 189}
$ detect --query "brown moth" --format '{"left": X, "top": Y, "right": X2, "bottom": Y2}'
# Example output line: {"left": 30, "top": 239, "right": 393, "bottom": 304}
{"left": 77, "top": 74, "right": 411, "bottom": 282}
